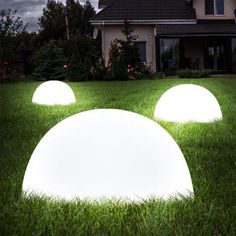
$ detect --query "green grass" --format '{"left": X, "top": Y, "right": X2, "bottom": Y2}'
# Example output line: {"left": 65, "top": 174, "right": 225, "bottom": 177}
{"left": 0, "top": 77, "right": 235, "bottom": 235}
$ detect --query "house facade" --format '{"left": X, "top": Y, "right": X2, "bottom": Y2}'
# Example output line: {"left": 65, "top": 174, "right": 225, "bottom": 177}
{"left": 91, "top": 0, "right": 236, "bottom": 73}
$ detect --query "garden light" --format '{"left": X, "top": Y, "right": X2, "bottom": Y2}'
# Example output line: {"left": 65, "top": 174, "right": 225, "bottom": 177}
{"left": 23, "top": 109, "right": 194, "bottom": 201}
{"left": 154, "top": 84, "right": 222, "bottom": 123}
{"left": 32, "top": 80, "right": 76, "bottom": 105}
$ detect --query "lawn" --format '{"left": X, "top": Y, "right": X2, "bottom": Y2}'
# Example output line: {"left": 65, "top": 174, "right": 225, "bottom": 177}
{"left": 0, "top": 77, "right": 235, "bottom": 235}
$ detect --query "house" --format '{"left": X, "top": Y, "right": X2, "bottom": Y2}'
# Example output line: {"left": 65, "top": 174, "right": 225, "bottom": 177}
{"left": 90, "top": 0, "right": 236, "bottom": 73}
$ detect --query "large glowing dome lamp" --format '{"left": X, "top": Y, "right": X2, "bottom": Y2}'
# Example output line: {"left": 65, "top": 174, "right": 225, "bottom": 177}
{"left": 23, "top": 109, "right": 194, "bottom": 201}
{"left": 32, "top": 80, "right": 76, "bottom": 105}
{"left": 154, "top": 84, "right": 222, "bottom": 123}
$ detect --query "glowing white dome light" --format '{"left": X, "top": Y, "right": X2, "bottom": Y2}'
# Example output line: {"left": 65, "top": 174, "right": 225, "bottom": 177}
{"left": 154, "top": 84, "right": 222, "bottom": 123}
{"left": 32, "top": 80, "right": 76, "bottom": 105}
{"left": 23, "top": 109, "right": 193, "bottom": 201}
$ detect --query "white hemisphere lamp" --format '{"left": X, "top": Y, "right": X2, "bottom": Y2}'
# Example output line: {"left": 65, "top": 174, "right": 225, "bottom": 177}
{"left": 154, "top": 84, "right": 222, "bottom": 123}
{"left": 32, "top": 80, "right": 76, "bottom": 105}
{"left": 23, "top": 109, "right": 194, "bottom": 201}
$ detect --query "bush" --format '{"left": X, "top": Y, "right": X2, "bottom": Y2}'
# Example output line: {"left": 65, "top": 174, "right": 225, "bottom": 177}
{"left": 135, "top": 63, "right": 153, "bottom": 80}
{"left": 91, "top": 59, "right": 109, "bottom": 81}
{"left": 177, "top": 69, "right": 211, "bottom": 78}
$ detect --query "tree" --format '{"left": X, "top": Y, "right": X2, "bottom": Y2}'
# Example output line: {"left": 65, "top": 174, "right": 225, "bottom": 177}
{"left": 33, "top": 40, "right": 67, "bottom": 81}
{"left": 39, "top": 0, "right": 66, "bottom": 41}
{"left": 65, "top": 0, "right": 83, "bottom": 36}
{"left": 0, "top": 9, "right": 27, "bottom": 79}
{"left": 67, "top": 49, "right": 88, "bottom": 81}
{"left": 108, "top": 20, "right": 140, "bottom": 80}
{"left": 117, "top": 20, "right": 140, "bottom": 67}
{"left": 82, "top": 0, "right": 96, "bottom": 36}
{"left": 66, "top": 35, "right": 100, "bottom": 81}
{"left": 39, "top": 0, "right": 96, "bottom": 41}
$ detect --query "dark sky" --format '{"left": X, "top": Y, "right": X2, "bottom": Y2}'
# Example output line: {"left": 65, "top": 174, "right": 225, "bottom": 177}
{"left": 0, "top": 0, "right": 98, "bottom": 32}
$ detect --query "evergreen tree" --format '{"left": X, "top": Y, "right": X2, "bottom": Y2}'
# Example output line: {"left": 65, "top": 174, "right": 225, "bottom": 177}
{"left": 117, "top": 20, "right": 140, "bottom": 66}
{"left": 33, "top": 40, "right": 67, "bottom": 80}
{"left": 0, "top": 9, "right": 27, "bottom": 78}
{"left": 108, "top": 20, "right": 140, "bottom": 80}
{"left": 39, "top": 0, "right": 65, "bottom": 41}
{"left": 82, "top": 1, "right": 96, "bottom": 36}
{"left": 65, "top": 0, "right": 83, "bottom": 36}
{"left": 67, "top": 49, "right": 88, "bottom": 81}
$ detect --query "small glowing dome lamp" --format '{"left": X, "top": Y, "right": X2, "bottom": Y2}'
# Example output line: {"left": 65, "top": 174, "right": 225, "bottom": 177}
{"left": 32, "top": 80, "right": 76, "bottom": 105}
{"left": 154, "top": 84, "right": 222, "bottom": 123}
{"left": 23, "top": 109, "right": 194, "bottom": 201}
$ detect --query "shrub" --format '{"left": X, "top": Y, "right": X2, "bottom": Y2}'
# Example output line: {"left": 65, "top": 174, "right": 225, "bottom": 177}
{"left": 135, "top": 63, "right": 152, "bottom": 80}
{"left": 177, "top": 69, "right": 211, "bottom": 78}
{"left": 91, "top": 58, "right": 109, "bottom": 81}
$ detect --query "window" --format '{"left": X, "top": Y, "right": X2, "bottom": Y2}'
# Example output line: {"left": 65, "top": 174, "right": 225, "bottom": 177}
{"left": 160, "top": 39, "right": 180, "bottom": 71}
{"left": 135, "top": 42, "right": 146, "bottom": 62}
{"left": 215, "top": 0, "right": 224, "bottom": 15}
{"left": 205, "top": 0, "right": 224, "bottom": 15}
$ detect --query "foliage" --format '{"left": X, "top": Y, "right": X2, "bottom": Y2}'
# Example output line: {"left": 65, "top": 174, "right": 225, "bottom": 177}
{"left": 135, "top": 63, "right": 153, "bottom": 80}
{"left": 177, "top": 69, "right": 211, "bottom": 78}
{"left": 108, "top": 40, "right": 128, "bottom": 80}
{"left": 67, "top": 50, "right": 90, "bottom": 81}
{"left": 39, "top": 0, "right": 96, "bottom": 41}
{"left": 108, "top": 20, "right": 142, "bottom": 80}
{"left": 65, "top": 35, "right": 101, "bottom": 81}
{"left": 0, "top": 9, "right": 27, "bottom": 80}
{"left": 81, "top": 0, "right": 96, "bottom": 36}
{"left": 33, "top": 40, "right": 67, "bottom": 81}
{"left": 38, "top": 0, "right": 98, "bottom": 81}
{"left": 116, "top": 20, "right": 140, "bottom": 67}
{"left": 39, "top": 0, "right": 66, "bottom": 41}
{"left": 91, "top": 58, "right": 110, "bottom": 81}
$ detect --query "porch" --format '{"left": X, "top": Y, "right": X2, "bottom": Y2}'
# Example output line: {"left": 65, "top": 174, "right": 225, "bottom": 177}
{"left": 155, "top": 22, "right": 236, "bottom": 73}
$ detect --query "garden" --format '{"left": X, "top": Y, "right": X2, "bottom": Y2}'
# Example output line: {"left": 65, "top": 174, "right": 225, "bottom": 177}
{"left": 0, "top": 1, "right": 236, "bottom": 235}
{"left": 0, "top": 77, "right": 235, "bottom": 235}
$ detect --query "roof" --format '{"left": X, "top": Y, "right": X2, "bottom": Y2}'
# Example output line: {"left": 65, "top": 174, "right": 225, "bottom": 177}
{"left": 92, "top": 0, "right": 196, "bottom": 22}
{"left": 98, "top": 0, "right": 114, "bottom": 8}
{"left": 156, "top": 23, "right": 236, "bottom": 36}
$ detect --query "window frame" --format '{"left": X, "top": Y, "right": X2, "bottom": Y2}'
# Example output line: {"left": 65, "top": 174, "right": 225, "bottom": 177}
{"left": 159, "top": 38, "right": 180, "bottom": 71}
{"left": 205, "top": 0, "right": 224, "bottom": 16}
{"left": 135, "top": 41, "right": 147, "bottom": 63}
{"left": 214, "top": 0, "right": 224, "bottom": 16}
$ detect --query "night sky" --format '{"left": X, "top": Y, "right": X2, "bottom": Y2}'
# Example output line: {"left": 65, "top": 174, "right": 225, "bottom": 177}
{"left": 0, "top": 0, "right": 98, "bottom": 32}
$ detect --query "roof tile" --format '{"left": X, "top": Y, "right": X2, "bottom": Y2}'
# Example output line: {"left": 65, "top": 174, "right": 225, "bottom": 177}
{"left": 92, "top": 0, "right": 196, "bottom": 21}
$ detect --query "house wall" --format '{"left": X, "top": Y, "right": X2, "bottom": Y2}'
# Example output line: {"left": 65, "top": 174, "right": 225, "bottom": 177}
{"left": 184, "top": 38, "right": 204, "bottom": 69}
{"left": 102, "top": 25, "right": 156, "bottom": 72}
{"left": 193, "top": 0, "right": 236, "bottom": 19}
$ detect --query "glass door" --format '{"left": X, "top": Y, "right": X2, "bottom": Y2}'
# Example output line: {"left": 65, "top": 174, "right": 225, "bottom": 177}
{"left": 160, "top": 38, "right": 180, "bottom": 72}
{"left": 206, "top": 39, "right": 226, "bottom": 71}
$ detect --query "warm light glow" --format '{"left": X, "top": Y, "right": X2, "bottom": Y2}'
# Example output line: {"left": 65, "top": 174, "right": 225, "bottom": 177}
{"left": 154, "top": 84, "right": 222, "bottom": 123}
{"left": 32, "top": 80, "right": 76, "bottom": 105}
{"left": 23, "top": 109, "right": 193, "bottom": 201}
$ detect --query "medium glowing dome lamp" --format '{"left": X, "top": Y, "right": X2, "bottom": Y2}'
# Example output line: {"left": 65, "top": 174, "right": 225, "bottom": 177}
{"left": 32, "top": 80, "right": 76, "bottom": 105}
{"left": 154, "top": 84, "right": 222, "bottom": 123}
{"left": 23, "top": 109, "right": 194, "bottom": 201}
